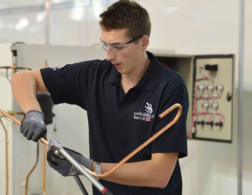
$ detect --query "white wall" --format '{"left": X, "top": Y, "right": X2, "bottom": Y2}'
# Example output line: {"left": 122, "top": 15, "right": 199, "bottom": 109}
{"left": 0, "top": 0, "right": 251, "bottom": 195}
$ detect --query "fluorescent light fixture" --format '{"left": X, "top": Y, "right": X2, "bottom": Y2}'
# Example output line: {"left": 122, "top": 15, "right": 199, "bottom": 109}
{"left": 36, "top": 13, "right": 44, "bottom": 22}
{"left": 16, "top": 18, "right": 29, "bottom": 30}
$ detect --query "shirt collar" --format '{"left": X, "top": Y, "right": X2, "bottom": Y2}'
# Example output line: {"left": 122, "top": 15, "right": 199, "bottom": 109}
{"left": 108, "top": 51, "right": 162, "bottom": 91}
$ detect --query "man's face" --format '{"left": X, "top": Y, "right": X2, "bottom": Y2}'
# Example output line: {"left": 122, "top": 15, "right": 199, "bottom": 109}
{"left": 100, "top": 28, "right": 144, "bottom": 76}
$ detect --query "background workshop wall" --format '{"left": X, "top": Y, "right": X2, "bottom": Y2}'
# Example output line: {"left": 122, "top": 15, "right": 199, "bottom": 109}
{"left": 0, "top": 0, "right": 251, "bottom": 195}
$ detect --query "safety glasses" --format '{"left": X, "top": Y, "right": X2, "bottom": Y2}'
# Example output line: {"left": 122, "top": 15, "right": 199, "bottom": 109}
{"left": 100, "top": 35, "right": 144, "bottom": 52}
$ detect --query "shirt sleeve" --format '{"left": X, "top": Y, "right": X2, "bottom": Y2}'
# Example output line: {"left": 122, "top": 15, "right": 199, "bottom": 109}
{"left": 40, "top": 60, "right": 98, "bottom": 109}
{"left": 152, "top": 83, "right": 189, "bottom": 158}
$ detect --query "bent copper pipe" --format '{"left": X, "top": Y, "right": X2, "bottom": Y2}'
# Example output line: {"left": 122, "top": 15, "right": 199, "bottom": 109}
{"left": 85, "top": 103, "right": 182, "bottom": 178}
{"left": 0, "top": 111, "right": 25, "bottom": 195}
{"left": 0, "top": 117, "right": 9, "bottom": 195}
{"left": 0, "top": 103, "right": 182, "bottom": 179}
{"left": 0, "top": 110, "right": 47, "bottom": 195}
{"left": 25, "top": 142, "right": 39, "bottom": 195}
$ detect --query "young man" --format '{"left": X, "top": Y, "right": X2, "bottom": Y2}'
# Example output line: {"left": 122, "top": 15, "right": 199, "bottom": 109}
{"left": 11, "top": 0, "right": 188, "bottom": 194}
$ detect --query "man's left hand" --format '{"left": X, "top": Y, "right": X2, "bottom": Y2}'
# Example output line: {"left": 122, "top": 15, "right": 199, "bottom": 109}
{"left": 47, "top": 147, "right": 93, "bottom": 176}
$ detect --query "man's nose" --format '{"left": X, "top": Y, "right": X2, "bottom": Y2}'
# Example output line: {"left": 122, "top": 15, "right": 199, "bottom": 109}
{"left": 105, "top": 47, "right": 115, "bottom": 61}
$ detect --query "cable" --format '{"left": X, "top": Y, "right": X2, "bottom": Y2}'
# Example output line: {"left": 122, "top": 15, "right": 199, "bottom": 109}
{"left": 188, "top": 74, "right": 222, "bottom": 136}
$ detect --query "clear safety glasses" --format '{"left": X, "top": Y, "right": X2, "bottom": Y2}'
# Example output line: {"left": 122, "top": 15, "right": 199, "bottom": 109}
{"left": 100, "top": 35, "right": 144, "bottom": 52}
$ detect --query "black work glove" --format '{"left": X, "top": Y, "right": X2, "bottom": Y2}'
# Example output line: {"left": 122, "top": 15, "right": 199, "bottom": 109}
{"left": 21, "top": 110, "right": 47, "bottom": 142}
{"left": 47, "top": 147, "right": 93, "bottom": 177}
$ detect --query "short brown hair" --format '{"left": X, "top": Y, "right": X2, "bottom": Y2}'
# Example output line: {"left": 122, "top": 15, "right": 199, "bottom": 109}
{"left": 99, "top": 0, "right": 151, "bottom": 38}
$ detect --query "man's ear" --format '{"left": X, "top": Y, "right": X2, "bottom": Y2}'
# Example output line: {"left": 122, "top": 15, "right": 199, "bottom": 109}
{"left": 141, "top": 35, "right": 149, "bottom": 49}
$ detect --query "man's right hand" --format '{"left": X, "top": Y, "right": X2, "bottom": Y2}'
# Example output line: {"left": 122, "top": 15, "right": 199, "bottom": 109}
{"left": 21, "top": 110, "right": 47, "bottom": 142}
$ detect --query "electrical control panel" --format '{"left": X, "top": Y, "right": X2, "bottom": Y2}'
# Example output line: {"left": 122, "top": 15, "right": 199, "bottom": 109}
{"left": 154, "top": 52, "right": 234, "bottom": 143}
{"left": 191, "top": 56, "right": 234, "bottom": 142}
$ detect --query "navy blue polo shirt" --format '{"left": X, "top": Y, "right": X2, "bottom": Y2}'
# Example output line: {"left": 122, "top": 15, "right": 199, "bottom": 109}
{"left": 41, "top": 51, "right": 188, "bottom": 195}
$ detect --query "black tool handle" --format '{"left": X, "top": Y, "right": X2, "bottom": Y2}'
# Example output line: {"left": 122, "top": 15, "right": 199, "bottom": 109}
{"left": 104, "top": 190, "right": 113, "bottom": 195}
{"left": 74, "top": 176, "right": 89, "bottom": 195}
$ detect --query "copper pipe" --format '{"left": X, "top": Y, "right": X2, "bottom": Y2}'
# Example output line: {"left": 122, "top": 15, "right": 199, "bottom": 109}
{"left": 25, "top": 142, "right": 39, "bottom": 195}
{"left": 0, "top": 111, "right": 25, "bottom": 195}
{"left": 6, "top": 111, "right": 24, "bottom": 116}
{"left": 85, "top": 103, "right": 182, "bottom": 178}
{"left": 0, "top": 109, "right": 47, "bottom": 195}
{"left": 0, "top": 66, "right": 31, "bottom": 81}
{"left": 0, "top": 109, "right": 48, "bottom": 145}
{"left": 0, "top": 103, "right": 182, "bottom": 179}
{"left": 43, "top": 144, "right": 47, "bottom": 195}
{"left": 0, "top": 66, "right": 31, "bottom": 70}
{"left": 43, "top": 57, "right": 48, "bottom": 195}
{"left": 0, "top": 117, "right": 9, "bottom": 195}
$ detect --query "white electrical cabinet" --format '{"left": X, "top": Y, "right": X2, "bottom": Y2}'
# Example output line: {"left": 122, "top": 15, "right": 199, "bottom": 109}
{"left": 152, "top": 51, "right": 234, "bottom": 143}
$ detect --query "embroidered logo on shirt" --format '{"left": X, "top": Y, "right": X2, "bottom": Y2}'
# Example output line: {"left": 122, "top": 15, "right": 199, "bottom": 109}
{"left": 145, "top": 102, "right": 153, "bottom": 115}
{"left": 134, "top": 102, "right": 154, "bottom": 122}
